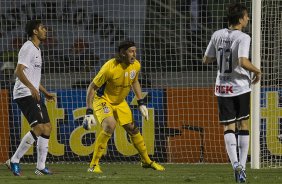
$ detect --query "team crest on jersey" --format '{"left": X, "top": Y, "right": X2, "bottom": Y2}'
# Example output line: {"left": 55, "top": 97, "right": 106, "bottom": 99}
{"left": 103, "top": 106, "right": 110, "bottom": 113}
{"left": 130, "top": 70, "right": 136, "bottom": 79}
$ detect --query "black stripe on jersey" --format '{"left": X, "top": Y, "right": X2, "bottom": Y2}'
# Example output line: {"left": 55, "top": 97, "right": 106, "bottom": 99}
{"left": 96, "top": 83, "right": 106, "bottom": 97}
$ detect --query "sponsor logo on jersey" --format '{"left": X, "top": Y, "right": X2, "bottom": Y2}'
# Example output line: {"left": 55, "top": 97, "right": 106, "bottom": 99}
{"left": 34, "top": 64, "right": 41, "bottom": 68}
{"left": 216, "top": 85, "right": 233, "bottom": 94}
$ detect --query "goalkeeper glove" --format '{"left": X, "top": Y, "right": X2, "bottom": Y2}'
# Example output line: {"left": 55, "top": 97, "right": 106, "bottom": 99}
{"left": 137, "top": 99, "right": 149, "bottom": 121}
{"left": 82, "top": 108, "right": 96, "bottom": 130}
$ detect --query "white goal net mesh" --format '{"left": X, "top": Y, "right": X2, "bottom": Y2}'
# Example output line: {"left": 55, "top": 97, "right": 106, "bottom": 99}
{"left": 260, "top": 0, "right": 282, "bottom": 168}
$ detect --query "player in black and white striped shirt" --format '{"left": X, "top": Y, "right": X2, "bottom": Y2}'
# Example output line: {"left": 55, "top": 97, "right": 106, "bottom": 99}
{"left": 203, "top": 3, "right": 261, "bottom": 183}
{"left": 5, "top": 20, "right": 55, "bottom": 176}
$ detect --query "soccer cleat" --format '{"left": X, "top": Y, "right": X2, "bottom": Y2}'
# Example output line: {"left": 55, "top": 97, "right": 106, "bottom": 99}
{"left": 5, "top": 159, "right": 22, "bottom": 176}
{"left": 35, "top": 167, "right": 53, "bottom": 175}
{"left": 239, "top": 169, "right": 247, "bottom": 183}
{"left": 87, "top": 165, "right": 103, "bottom": 173}
{"left": 233, "top": 162, "right": 243, "bottom": 183}
{"left": 141, "top": 161, "right": 165, "bottom": 171}
{"left": 4, "top": 159, "right": 11, "bottom": 169}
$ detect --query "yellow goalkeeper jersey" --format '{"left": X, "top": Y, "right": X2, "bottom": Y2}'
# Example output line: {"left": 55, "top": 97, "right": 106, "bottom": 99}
{"left": 93, "top": 58, "right": 140, "bottom": 104}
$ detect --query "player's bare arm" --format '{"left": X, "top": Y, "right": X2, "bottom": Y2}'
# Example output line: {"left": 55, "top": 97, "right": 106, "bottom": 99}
{"left": 83, "top": 82, "right": 99, "bottom": 130}
{"left": 15, "top": 63, "right": 40, "bottom": 101}
{"left": 86, "top": 82, "right": 99, "bottom": 109}
{"left": 131, "top": 79, "right": 149, "bottom": 121}
{"left": 239, "top": 57, "right": 261, "bottom": 84}
{"left": 203, "top": 56, "right": 216, "bottom": 64}
{"left": 39, "top": 84, "right": 55, "bottom": 101}
{"left": 131, "top": 79, "right": 143, "bottom": 100}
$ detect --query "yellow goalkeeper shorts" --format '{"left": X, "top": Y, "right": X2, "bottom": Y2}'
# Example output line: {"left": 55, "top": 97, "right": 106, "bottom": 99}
{"left": 93, "top": 97, "right": 133, "bottom": 126}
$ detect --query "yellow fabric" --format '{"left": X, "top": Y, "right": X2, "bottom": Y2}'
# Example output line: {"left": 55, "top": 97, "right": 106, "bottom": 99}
{"left": 90, "top": 130, "right": 112, "bottom": 167}
{"left": 93, "top": 58, "right": 141, "bottom": 104}
{"left": 131, "top": 132, "right": 152, "bottom": 164}
{"left": 94, "top": 98, "right": 133, "bottom": 126}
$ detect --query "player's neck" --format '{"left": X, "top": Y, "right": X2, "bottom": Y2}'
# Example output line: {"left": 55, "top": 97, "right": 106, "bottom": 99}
{"left": 30, "top": 37, "right": 41, "bottom": 49}
{"left": 229, "top": 25, "right": 242, "bottom": 31}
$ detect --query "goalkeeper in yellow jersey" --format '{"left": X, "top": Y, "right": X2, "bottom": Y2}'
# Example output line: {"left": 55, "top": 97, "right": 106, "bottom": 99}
{"left": 82, "top": 40, "right": 165, "bottom": 173}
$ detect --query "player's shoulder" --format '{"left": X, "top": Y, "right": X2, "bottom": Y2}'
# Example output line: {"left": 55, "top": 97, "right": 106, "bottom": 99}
{"left": 131, "top": 59, "right": 141, "bottom": 71}
{"left": 102, "top": 58, "right": 116, "bottom": 68}
{"left": 133, "top": 59, "right": 141, "bottom": 66}
{"left": 212, "top": 28, "right": 227, "bottom": 37}
{"left": 237, "top": 31, "right": 250, "bottom": 40}
{"left": 22, "top": 40, "right": 34, "bottom": 48}
{"left": 19, "top": 41, "right": 35, "bottom": 53}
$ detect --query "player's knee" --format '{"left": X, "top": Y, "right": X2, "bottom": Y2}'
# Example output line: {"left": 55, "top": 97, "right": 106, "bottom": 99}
{"left": 101, "top": 117, "right": 117, "bottom": 134}
{"left": 224, "top": 123, "right": 236, "bottom": 132}
{"left": 239, "top": 122, "right": 249, "bottom": 130}
{"left": 32, "top": 124, "right": 45, "bottom": 136}
{"left": 103, "top": 124, "right": 116, "bottom": 134}
{"left": 124, "top": 123, "right": 139, "bottom": 135}
{"left": 44, "top": 123, "right": 52, "bottom": 135}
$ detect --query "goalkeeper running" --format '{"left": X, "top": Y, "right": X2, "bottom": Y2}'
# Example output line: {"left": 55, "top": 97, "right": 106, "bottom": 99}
{"left": 83, "top": 40, "right": 165, "bottom": 173}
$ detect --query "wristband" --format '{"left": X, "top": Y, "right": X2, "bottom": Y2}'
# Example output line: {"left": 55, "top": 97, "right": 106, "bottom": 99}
{"left": 86, "top": 108, "right": 93, "bottom": 115}
{"left": 137, "top": 99, "right": 145, "bottom": 106}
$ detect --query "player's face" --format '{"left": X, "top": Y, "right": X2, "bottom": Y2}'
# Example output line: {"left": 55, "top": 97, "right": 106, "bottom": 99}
{"left": 124, "top": 46, "right": 137, "bottom": 64}
{"left": 241, "top": 11, "right": 249, "bottom": 28}
{"left": 36, "top": 24, "right": 47, "bottom": 41}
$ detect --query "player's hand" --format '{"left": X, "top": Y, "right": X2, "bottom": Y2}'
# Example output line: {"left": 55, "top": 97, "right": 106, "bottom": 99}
{"left": 30, "top": 87, "right": 40, "bottom": 101}
{"left": 82, "top": 108, "right": 96, "bottom": 130}
{"left": 45, "top": 92, "right": 56, "bottom": 101}
{"left": 137, "top": 99, "right": 149, "bottom": 121}
{"left": 252, "top": 72, "right": 261, "bottom": 84}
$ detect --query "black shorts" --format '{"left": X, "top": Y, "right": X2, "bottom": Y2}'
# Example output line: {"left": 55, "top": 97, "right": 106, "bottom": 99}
{"left": 217, "top": 92, "right": 250, "bottom": 125}
{"left": 14, "top": 95, "right": 50, "bottom": 127}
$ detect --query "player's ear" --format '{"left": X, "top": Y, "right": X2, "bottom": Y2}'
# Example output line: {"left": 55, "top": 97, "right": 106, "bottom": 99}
{"left": 33, "top": 29, "right": 38, "bottom": 35}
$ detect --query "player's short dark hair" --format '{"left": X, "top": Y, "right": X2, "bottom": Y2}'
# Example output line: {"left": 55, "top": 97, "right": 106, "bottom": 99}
{"left": 227, "top": 3, "right": 248, "bottom": 26}
{"left": 117, "top": 40, "right": 135, "bottom": 52}
{"left": 25, "top": 20, "right": 42, "bottom": 37}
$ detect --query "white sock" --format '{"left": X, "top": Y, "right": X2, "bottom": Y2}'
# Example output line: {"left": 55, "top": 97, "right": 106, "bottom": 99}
{"left": 36, "top": 136, "right": 49, "bottom": 170}
{"left": 224, "top": 131, "right": 238, "bottom": 166}
{"left": 11, "top": 131, "right": 36, "bottom": 163}
{"left": 238, "top": 131, "right": 250, "bottom": 170}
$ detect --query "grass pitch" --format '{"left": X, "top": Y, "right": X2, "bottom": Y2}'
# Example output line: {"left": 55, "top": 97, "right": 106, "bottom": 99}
{"left": 1, "top": 163, "right": 282, "bottom": 184}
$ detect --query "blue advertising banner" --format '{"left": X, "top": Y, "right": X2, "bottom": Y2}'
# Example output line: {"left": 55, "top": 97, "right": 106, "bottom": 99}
{"left": 11, "top": 89, "right": 165, "bottom": 162}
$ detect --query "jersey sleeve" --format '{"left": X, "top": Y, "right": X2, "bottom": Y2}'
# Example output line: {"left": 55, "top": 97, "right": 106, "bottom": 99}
{"left": 204, "top": 35, "right": 216, "bottom": 57}
{"left": 93, "top": 61, "right": 111, "bottom": 87}
{"left": 238, "top": 34, "right": 250, "bottom": 58}
{"left": 18, "top": 43, "right": 32, "bottom": 67}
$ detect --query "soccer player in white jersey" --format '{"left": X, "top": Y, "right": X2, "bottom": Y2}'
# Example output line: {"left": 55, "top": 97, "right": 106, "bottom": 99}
{"left": 5, "top": 20, "right": 55, "bottom": 176}
{"left": 203, "top": 3, "right": 261, "bottom": 183}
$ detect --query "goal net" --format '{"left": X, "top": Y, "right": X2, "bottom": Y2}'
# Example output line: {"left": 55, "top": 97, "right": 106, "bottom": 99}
{"left": 0, "top": 0, "right": 281, "bottom": 168}
{"left": 260, "top": 0, "right": 282, "bottom": 168}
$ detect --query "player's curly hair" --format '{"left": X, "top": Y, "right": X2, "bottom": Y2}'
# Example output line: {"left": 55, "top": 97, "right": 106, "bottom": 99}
{"left": 25, "top": 20, "right": 42, "bottom": 37}
{"left": 115, "top": 40, "right": 136, "bottom": 62}
{"left": 117, "top": 40, "right": 135, "bottom": 52}
{"left": 227, "top": 3, "right": 248, "bottom": 26}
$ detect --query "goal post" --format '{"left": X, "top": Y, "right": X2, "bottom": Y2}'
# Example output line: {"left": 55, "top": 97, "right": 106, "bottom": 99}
{"left": 251, "top": 0, "right": 261, "bottom": 169}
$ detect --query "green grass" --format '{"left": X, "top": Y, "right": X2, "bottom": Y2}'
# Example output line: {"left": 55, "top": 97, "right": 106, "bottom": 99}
{"left": 1, "top": 163, "right": 282, "bottom": 184}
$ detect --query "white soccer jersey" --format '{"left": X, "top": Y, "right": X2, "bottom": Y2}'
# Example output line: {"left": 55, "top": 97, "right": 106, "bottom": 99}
{"left": 13, "top": 40, "right": 42, "bottom": 99}
{"left": 205, "top": 28, "right": 252, "bottom": 97}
